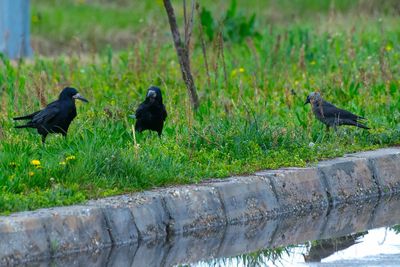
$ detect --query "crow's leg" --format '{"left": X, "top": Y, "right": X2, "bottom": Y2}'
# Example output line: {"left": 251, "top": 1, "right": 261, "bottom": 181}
{"left": 135, "top": 127, "right": 143, "bottom": 134}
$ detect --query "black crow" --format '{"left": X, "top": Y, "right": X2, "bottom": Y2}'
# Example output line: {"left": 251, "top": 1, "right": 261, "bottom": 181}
{"left": 14, "top": 87, "right": 88, "bottom": 143}
{"left": 305, "top": 92, "right": 369, "bottom": 131}
{"left": 131, "top": 86, "right": 167, "bottom": 137}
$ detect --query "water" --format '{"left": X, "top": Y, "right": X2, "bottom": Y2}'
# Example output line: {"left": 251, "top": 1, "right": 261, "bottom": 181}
{"left": 194, "top": 227, "right": 400, "bottom": 267}
{"left": 15, "top": 196, "right": 400, "bottom": 267}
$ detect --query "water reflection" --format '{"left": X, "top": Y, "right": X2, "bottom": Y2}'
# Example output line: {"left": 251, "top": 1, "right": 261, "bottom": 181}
{"left": 391, "top": 224, "right": 400, "bottom": 234}
{"left": 200, "top": 246, "right": 294, "bottom": 267}
{"left": 303, "top": 232, "right": 367, "bottom": 262}
{"left": 195, "top": 227, "right": 400, "bottom": 267}
{"left": 15, "top": 196, "right": 400, "bottom": 267}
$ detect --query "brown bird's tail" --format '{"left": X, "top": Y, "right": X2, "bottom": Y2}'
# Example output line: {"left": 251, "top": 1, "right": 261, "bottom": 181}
{"left": 342, "top": 119, "right": 370, "bottom": 130}
{"left": 352, "top": 119, "right": 370, "bottom": 130}
{"left": 356, "top": 123, "right": 370, "bottom": 130}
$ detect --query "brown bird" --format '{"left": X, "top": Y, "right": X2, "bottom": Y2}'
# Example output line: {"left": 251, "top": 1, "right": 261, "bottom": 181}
{"left": 305, "top": 92, "right": 369, "bottom": 131}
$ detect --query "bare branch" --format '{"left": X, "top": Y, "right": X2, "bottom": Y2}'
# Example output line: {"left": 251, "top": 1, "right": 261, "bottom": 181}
{"left": 163, "top": 0, "right": 200, "bottom": 110}
{"left": 183, "top": 0, "right": 188, "bottom": 42}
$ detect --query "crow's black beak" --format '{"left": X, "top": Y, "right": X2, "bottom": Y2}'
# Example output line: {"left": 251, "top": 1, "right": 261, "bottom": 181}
{"left": 73, "top": 93, "right": 89, "bottom": 103}
{"left": 304, "top": 98, "right": 310, "bottom": 105}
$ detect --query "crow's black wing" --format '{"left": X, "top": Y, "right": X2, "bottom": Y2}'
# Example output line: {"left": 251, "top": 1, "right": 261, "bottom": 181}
{"left": 161, "top": 104, "right": 167, "bottom": 121}
{"left": 322, "top": 101, "right": 363, "bottom": 120}
{"left": 135, "top": 103, "right": 146, "bottom": 119}
{"left": 31, "top": 102, "right": 60, "bottom": 125}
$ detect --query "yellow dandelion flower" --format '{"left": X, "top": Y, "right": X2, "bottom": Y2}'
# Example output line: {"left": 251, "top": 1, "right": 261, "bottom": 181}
{"left": 31, "top": 160, "right": 41, "bottom": 166}
{"left": 66, "top": 155, "right": 76, "bottom": 161}
{"left": 231, "top": 67, "right": 245, "bottom": 77}
{"left": 28, "top": 171, "right": 35, "bottom": 177}
{"left": 385, "top": 45, "right": 392, "bottom": 52}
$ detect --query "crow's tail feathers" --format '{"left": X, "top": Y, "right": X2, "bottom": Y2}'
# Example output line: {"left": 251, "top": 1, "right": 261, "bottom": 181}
{"left": 13, "top": 115, "right": 31, "bottom": 120}
{"left": 13, "top": 111, "right": 39, "bottom": 121}
{"left": 14, "top": 124, "right": 31, "bottom": 129}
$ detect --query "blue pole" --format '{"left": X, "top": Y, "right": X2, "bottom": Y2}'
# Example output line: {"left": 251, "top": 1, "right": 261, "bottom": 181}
{"left": 0, "top": 0, "right": 33, "bottom": 59}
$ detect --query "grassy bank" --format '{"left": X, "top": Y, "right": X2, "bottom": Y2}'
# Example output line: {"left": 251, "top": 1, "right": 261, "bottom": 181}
{"left": 0, "top": 0, "right": 399, "bottom": 214}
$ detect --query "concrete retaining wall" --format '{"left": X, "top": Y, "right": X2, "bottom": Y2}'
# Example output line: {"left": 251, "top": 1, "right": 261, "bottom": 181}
{"left": 1, "top": 147, "right": 399, "bottom": 265}
{"left": 8, "top": 196, "right": 400, "bottom": 267}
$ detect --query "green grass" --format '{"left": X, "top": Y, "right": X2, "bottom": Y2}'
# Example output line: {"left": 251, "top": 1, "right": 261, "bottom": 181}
{"left": 0, "top": 0, "right": 400, "bottom": 213}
